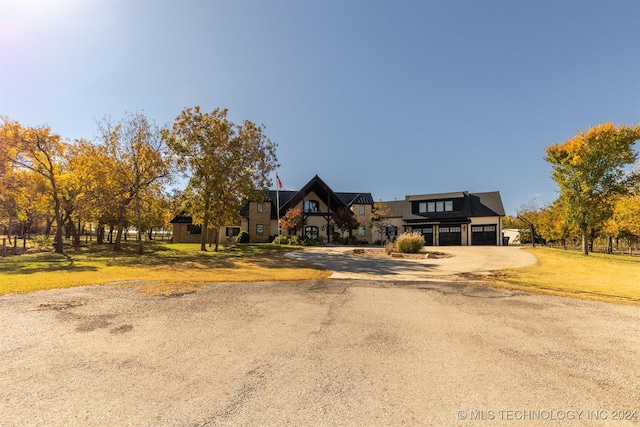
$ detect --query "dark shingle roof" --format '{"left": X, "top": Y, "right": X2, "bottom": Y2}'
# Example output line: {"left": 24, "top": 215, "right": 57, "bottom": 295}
{"left": 382, "top": 191, "right": 505, "bottom": 224}
{"left": 469, "top": 191, "right": 505, "bottom": 216}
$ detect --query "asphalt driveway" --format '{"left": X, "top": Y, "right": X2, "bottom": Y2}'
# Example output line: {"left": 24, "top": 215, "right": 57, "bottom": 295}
{"left": 285, "top": 246, "right": 538, "bottom": 280}
{"left": 1, "top": 279, "right": 638, "bottom": 426}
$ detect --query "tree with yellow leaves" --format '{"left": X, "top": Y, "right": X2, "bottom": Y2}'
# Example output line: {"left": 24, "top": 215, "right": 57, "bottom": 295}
{"left": 163, "top": 107, "right": 278, "bottom": 251}
{"left": 96, "top": 112, "right": 173, "bottom": 254}
{"left": 0, "top": 118, "right": 67, "bottom": 253}
{"left": 545, "top": 123, "right": 640, "bottom": 255}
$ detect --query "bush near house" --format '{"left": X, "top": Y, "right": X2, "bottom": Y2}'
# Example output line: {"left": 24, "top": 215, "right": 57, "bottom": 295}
{"left": 236, "top": 231, "right": 250, "bottom": 244}
{"left": 396, "top": 232, "right": 425, "bottom": 253}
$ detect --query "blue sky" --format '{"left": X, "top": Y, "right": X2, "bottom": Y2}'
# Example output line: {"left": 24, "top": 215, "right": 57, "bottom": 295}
{"left": 1, "top": 0, "right": 639, "bottom": 215}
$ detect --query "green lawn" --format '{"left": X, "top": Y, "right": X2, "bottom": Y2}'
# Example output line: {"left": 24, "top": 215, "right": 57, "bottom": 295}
{"left": 0, "top": 242, "right": 330, "bottom": 296}
{"left": 494, "top": 247, "right": 640, "bottom": 305}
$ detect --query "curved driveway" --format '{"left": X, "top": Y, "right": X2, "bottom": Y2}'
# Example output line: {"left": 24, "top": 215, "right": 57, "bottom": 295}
{"left": 285, "top": 246, "right": 538, "bottom": 280}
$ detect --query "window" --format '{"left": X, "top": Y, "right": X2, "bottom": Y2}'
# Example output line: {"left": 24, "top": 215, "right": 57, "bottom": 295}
{"left": 358, "top": 226, "right": 366, "bottom": 236}
{"left": 359, "top": 205, "right": 365, "bottom": 215}
{"left": 187, "top": 224, "right": 201, "bottom": 235}
{"left": 472, "top": 225, "right": 496, "bottom": 232}
{"left": 226, "top": 227, "right": 240, "bottom": 237}
{"left": 257, "top": 203, "right": 263, "bottom": 213}
{"left": 304, "top": 200, "right": 319, "bottom": 213}
{"left": 385, "top": 226, "right": 397, "bottom": 237}
{"left": 256, "top": 224, "right": 264, "bottom": 235}
{"left": 305, "top": 226, "right": 318, "bottom": 240}
{"left": 417, "top": 199, "right": 457, "bottom": 214}
{"left": 449, "top": 226, "right": 461, "bottom": 233}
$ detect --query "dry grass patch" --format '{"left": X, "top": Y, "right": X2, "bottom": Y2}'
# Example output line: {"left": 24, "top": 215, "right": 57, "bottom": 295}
{"left": 492, "top": 247, "right": 640, "bottom": 305}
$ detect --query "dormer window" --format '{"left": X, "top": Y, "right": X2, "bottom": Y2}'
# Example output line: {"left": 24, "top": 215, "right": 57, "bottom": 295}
{"left": 416, "top": 199, "right": 456, "bottom": 214}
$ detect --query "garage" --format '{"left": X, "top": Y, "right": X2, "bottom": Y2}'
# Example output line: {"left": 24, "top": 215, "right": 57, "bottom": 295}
{"left": 413, "top": 227, "right": 434, "bottom": 246}
{"left": 471, "top": 225, "right": 497, "bottom": 245}
{"left": 438, "top": 225, "right": 461, "bottom": 246}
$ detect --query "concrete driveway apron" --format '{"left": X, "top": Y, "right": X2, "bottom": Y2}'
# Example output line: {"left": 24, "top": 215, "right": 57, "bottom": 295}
{"left": 285, "top": 246, "right": 538, "bottom": 281}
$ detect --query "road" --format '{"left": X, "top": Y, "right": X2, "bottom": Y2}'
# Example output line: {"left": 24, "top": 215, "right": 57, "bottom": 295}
{"left": 1, "top": 278, "right": 638, "bottom": 426}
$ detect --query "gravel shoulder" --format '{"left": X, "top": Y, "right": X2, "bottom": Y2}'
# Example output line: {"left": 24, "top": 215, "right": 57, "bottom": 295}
{"left": 1, "top": 279, "right": 639, "bottom": 426}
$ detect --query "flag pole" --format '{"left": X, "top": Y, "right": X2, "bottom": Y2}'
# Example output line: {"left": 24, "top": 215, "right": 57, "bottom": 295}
{"left": 276, "top": 174, "right": 281, "bottom": 243}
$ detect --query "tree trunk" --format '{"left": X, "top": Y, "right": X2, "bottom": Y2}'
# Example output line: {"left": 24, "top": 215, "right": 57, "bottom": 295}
{"left": 96, "top": 225, "right": 103, "bottom": 244}
{"left": 6, "top": 216, "right": 12, "bottom": 241}
{"left": 201, "top": 195, "right": 210, "bottom": 251}
{"left": 136, "top": 195, "right": 144, "bottom": 255}
{"left": 114, "top": 224, "right": 124, "bottom": 251}
{"left": 581, "top": 223, "right": 589, "bottom": 255}
{"left": 45, "top": 214, "right": 52, "bottom": 237}
{"left": 53, "top": 197, "right": 64, "bottom": 254}
{"left": 214, "top": 226, "right": 220, "bottom": 252}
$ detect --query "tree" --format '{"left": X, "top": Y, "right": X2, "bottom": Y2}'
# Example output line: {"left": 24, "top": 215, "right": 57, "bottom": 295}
{"left": 371, "top": 201, "right": 391, "bottom": 243}
{"left": 280, "top": 207, "right": 303, "bottom": 235}
{"left": 97, "top": 112, "right": 172, "bottom": 254}
{"left": 0, "top": 119, "right": 67, "bottom": 253}
{"left": 545, "top": 123, "right": 640, "bottom": 255}
{"left": 332, "top": 207, "right": 360, "bottom": 240}
{"left": 163, "top": 107, "right": 278, "bottom": 251}
{"left": 603, "top": 192, "right": 640, "bottom": 254}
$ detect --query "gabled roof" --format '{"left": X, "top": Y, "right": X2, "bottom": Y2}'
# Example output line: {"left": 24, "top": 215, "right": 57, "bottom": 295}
{"left": 337, "top": 192, "right": 375, "bottom": 205}
{"left": 169, "top": 215, "right": 193, "bottom": 224}
{"left": 259, "top": 175, "right": 373, "bottom": 219}
{"left": 276, "top": 175, "right": 349, "bottom": 216}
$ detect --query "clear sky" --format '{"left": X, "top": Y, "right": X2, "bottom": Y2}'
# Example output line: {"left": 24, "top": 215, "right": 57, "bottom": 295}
{"left": 1, "top": 0, "right": 639, "bottom": 215}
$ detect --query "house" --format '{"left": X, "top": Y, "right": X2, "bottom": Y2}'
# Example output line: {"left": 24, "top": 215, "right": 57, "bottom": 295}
{"left": 171, "top": 176, "right": 506, "bottom": 246}
{"left": 239, "top": 175, "right": 374, "bottom": 243}
{"left": 382, "top": 191, "right": 506, "bottom": 246}
{"left": 169, "top": 214, "right": 241, "bottom": 245}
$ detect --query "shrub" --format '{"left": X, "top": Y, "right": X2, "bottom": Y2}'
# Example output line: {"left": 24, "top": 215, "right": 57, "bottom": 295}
{"left": 288, "top": 235, "right": 302, "bottom": 246}
{"left": 272, "top": 235, "right": 289, "bottom": 245}
{"left": 396, "top": 231, "right": 425, "bottom": 253}
{"left": 385, "top": 241, "right": 395, "bottom": 255}
{"left": 332, "top": 233, "right": 348, "bottom": 245}
{"left": 304, "top": 238, "right": 321, "bottom": 246}
{"left": 236, "top": 231, "right": 250, "bottom": 244}
{"left": 34, "top": 235, "right": 53, "bottom": 249}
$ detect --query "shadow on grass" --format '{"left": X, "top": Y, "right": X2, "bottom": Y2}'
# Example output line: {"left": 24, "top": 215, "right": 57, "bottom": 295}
{"left": 0, "top": 242, "right": 318, "bottom": 273}
{"left": 0, "top": 253, "right": 99, "bottom": 275}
